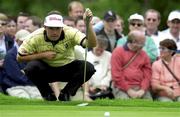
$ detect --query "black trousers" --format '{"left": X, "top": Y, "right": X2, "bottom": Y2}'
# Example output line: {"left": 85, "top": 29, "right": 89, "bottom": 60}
{"left": 24, "top": 60, "right": 96, "bottom": 99}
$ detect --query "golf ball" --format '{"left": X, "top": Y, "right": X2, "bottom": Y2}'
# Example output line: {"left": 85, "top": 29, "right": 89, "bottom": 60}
{"left": 104, "top": 112, "right": 110, "bottom": 117}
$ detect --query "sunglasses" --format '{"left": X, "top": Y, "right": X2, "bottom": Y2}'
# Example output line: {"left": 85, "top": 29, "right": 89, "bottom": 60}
{"left": 159, "top": 47, "right": 171, "bottom": 52}
{"left": 171, "top": 20, "right": 180, "bottom": 24}
{"left": 130, "top": 22, "right": 143, "bottom": 27}
{"left": 147, "top": 18, "right": 157, "bottom": 22}
{"left": 0, "top": 22, "right": 7, "bottom": 26}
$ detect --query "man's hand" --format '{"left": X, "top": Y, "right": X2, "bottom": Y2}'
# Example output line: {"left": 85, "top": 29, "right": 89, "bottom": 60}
{"left": 127, "top": 88, "right": 139, "bottom": 98}
{"left": 82, "top": 8, "right": 97, "bottom": 48}
{"left": 83, "top": 8, "right": 93, "bottom": 22}
{"left": 0, "top": 59, "right": 4, "bottom": 67}
{"left": 42, "top": 51, "right": 56, "bottom": 60}
{"left": 99, "top": 85, "right": 108, "bottom": 91}
{"left": 136, "top": 89, "right": 145, "bottom": 98}
{"left": 164, "top": 87, "right": 174, "bottom": 98}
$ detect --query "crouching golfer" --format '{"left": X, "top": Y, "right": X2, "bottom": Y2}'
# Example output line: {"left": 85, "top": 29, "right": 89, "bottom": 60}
{"left": 17, "top": 9, "right": 96, "bottom": 101}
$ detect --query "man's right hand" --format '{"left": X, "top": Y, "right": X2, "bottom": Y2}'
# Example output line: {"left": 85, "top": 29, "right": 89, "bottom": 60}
{"left": 127, "top": 88, "right": 139, "bottom": 98}
{"left": 164, "top": 87, "right": 174, "bottom": 98}
{"left": 42, "top": 51, "right": 56, "bottom": 60}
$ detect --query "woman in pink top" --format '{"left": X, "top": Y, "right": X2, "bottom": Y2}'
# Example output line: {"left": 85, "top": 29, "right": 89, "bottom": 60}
{"left": 151, "top": 39, "right": 180, "bottom": 102}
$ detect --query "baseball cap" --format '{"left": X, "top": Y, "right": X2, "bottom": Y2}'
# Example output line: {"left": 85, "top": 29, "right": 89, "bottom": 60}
{"left": 44, "top": 14, "right": 64, "bottom": 27}
{"left": 15, "top": 29, "right": 30, "bottom": 41}
{"left": 168, "top": 10, "right": 180, "bottom": 21}
{"left": 103, "top": 10, "right": 116, "bottom": 21}
{"left": 128, "top": 13, "right": 144, "bottom": 22}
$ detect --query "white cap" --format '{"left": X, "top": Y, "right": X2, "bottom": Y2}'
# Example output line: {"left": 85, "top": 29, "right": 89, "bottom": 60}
{"left": 15, "top": 29, "right": 30, "bottom": 41}
{"left": 44, "top": 14, "right": 64, "bottom": 27}
{"left": 168, "top": 10, "right": 180, "bottom": 21}
{"left": 128, "top": 13, "right": 144, "bottom": 22}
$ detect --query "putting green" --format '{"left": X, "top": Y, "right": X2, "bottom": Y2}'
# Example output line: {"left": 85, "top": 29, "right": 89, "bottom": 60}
{"left": 1, "top": 94, "right": 180, "bottom": 117}
{"left": 1, "top": 105, "right": 180, "bottom": 117}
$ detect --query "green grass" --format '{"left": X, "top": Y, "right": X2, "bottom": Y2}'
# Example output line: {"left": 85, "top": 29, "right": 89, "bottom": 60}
{"left": 1, "top": 93, "right": 180, "bottom": 117}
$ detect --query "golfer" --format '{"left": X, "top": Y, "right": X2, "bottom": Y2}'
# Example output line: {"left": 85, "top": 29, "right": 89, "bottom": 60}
{"left": 17, "top": 8, "right": 96, "bottom": 101}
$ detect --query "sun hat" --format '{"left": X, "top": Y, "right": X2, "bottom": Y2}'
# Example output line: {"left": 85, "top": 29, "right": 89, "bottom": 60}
{"left": 168, "top": 10, "right": 180, "bottom": 21}
{"left": 44, "top": 14, "right": 64, "bottom": 27}
{"left": 128, "top": 13, "right": 144, "bottom": 22}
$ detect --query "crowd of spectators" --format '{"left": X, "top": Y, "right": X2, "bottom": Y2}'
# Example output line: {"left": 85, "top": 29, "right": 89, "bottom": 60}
{"left": 0, "top": 1, "right": 179, "bottom": 102}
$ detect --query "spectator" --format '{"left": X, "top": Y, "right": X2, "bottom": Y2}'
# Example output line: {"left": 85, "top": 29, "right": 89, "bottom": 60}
{"left": 0, "top": 13, "right": 14, "bottom": 92}
{"left": 87, "top": 35, "right": 112, "bottom": 99}
{"left": 93, "top": 14, "right": 123, "bottom": 35}
{"left": 75, "top": 16, "right": 86, "bottom": 33}
{"left": 63, "top": 16, "right": 75, "bottom": 27}
{"left": 5, "top": 17, "right": 17, "bottom": 40}
{"left": 68, "top": 1, "right": 84, "bottom": 20}
{"left": 16, "top": 12, "right": 29, "bottom": 31}
{"left": 111, "top": 30, "right": 152, "bottom": 100}
{"left": 0, "top": 13, "right": 14, "bottom": 58}
{"left": 115, "top": 15, "right": 124, "bottom": 37}
{"left": 144, "top": 9, "right": 161, "bottom": 37}
{"left": 24, "top": 15, "right": 42, "bottom": 32}
{"left": 1, "top": 29, "right": 42, "bottom": 99}
{"left": 117, "top": 13, "right": 158, "bottom": 63}
{"left": 96, "top": 10, "right": 122, "bottom": 52}
{"left": 161, "top": 10, "right": 180, "bottom": 50}
{"left": 144, "top": 9, "right": 162, "bottom": 54}
{"left": 151, "top": 39, "right": 180, "bottom": 102}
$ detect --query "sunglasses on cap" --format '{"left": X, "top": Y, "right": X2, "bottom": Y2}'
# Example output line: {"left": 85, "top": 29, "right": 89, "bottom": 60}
{"left": 130, "top": 22, "right": 143, "bottom": 27}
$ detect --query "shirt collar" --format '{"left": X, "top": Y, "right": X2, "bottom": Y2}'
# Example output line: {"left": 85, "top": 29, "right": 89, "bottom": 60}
{"left": 145, "top": 30, "right": 159, "bottom": 36}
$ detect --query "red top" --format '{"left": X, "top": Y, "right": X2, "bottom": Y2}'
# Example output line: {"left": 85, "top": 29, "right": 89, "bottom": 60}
{"left": 111, "top": 46, "right": 152, "bottom": 91}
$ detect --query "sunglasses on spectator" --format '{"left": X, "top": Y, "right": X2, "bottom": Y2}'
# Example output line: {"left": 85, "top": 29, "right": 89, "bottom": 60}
{"left": 171, "top": 20, "right": 180, "bottom": 24}
{"left": 159, "top": 47, "right": 172, "bottom": 52}
{"left": 147, "top": 18, "right": 157, "bottom": 22}
{"left": 130, "top": 22, "right": 143, "bottom": 27}
{"left": 0, "top": 22, "right": 7, "bottom": 26}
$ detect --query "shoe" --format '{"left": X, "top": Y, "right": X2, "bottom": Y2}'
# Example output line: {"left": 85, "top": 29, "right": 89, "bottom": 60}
{"left": 58, "top": 92, "right": 70, "bottom": 101}
{"left": 44, "top": 94, "right": 57, "bottom": 101}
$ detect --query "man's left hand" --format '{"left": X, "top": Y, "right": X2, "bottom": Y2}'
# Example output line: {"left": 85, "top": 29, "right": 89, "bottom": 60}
{"left": 83, "top": 8, "right": 93, "bottom": 22}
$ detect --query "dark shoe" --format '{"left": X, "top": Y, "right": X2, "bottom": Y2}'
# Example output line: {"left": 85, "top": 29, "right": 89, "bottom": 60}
{"left": 58, "top": 92, "right": 70, "bottom": 101}
{"left": 44, "top": 94, "right": 57, "bottom": 101}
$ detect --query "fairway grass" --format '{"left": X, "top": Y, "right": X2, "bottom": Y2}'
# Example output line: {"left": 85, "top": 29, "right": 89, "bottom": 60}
{"left": 1, "top": 93, "right": 180, "bottom": 117}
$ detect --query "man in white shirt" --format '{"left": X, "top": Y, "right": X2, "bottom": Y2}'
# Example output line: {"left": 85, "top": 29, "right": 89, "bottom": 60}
{"left": 161, "top": 10, "right": 180, "bottom": 50}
